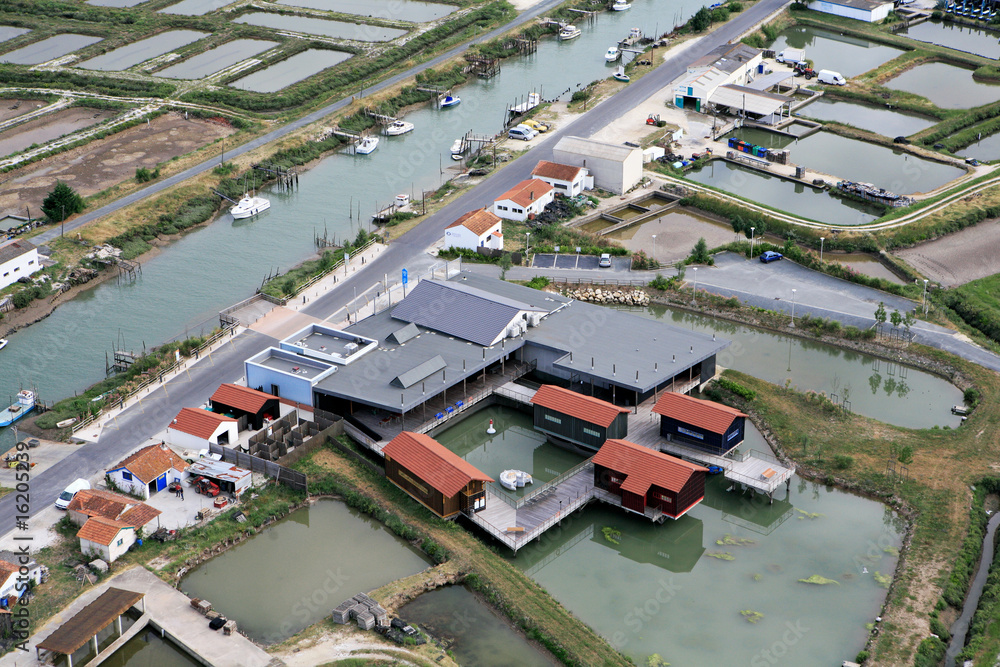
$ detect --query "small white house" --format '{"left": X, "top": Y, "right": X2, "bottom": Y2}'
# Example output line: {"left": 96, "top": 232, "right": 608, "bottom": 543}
{"left": 0, "top": 551, "right": 42, "bottom": 592}
{"left": 166, "top": 407, "right": 238, "bottom": 450}
{"left": 493, "top": 180, "right": 555, "bottom": 222}
{"left": 552, "top": 136, "right": 643, "bottom": 195}
{"left": 77, "top": 517, "right": 135, "bottom": 563}
{"left": 444, "top": 209, "right": 504, "bottom": 251}
{"left": 0, "top": 238, "right": 40, "bottom": 291}
{"left": 810, "top": 0, "right": 893, "bottom": 22}
{"left": 107, "top": 443, "right": 189, "bottom": 499}
{"left": 530, "top": 161, "right": 594, "bottom": 197}
{"left": 0, "top": 561, "right": 23, "bottom": 604}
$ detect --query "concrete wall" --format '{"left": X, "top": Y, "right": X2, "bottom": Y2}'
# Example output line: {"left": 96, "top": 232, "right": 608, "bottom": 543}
{"left": 0, "top": 246, "right": 39, "bottom": 291}
{"left": 166, "top": 428, "right": 210, "bottom": 452}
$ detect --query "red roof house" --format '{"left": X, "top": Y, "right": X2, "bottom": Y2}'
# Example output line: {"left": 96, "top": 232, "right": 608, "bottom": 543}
{"left": 210, "top": 383, "right": 280, "bottom": 430}
{"left": 652, "top": 391, "right": 747, "bottom": 455}
{"left": 166, "top": 407, "right": 238, "bottom": 449}
{"left": 493, "top": 180, "right": 555, "bottom": 222}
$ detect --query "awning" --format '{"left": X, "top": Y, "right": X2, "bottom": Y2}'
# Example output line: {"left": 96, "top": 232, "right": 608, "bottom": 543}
{"left": 709, "top": 84, "right": 791, "bottom": 117}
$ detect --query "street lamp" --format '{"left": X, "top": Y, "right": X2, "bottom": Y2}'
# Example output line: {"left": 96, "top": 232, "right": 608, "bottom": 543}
{"left": 750, "top": 226, "right": 755, "bottom": 259}
{"left": 790, "top": 288, "right": 797, "bottom": 327}
{"left": 820, "top": 236, "right": 825, "bottom": 262}
{"left": 691, "top": 266, "right": 698, "bottom": 305}
{"left": 651, "top": 234, "right": 657, "bottom": 266}
{"left": 525, "top": 231, "right": 531, "bottom": 257}
{"left": 922, "top": 279, "right": 929, "bottom": 315}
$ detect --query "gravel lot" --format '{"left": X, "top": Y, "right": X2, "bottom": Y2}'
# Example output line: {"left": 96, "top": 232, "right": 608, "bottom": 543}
{"left": 896, "top": 218, "right": 1000, "bottom": 286}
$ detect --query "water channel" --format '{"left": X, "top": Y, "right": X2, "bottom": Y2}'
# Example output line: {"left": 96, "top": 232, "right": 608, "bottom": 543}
{"left": 233, "top": 13, "right": 408, "bottom": 42}
{"left": 88, "top": 0, "right": 149, "bottom": 6}
{"left": 154, "top": 39, "right": 280, "bottom": 79}
{"left": 725, "top": 128, "right": 965, "bottom": 194}
{"left": 230, "top": 49, "right": 354, "bottom": 93}
{"left": 276, "top": 0, "right": 456, "bottom": 23}
{"left": 797, "top": 97, "right": 938, "bottom": 138}
{"left": 901, "top": 19, "right": 1000, "bottom": 60}
{"left": 77, "top": 30, "right": 209, "bottom": 72}
{"left": 180, "top": 500, "right": 431, "bottom": 643}
{"left": 769, "top": 26, "right": 903, "bottom": 78}
{"left": 158, "top": 0, "right": 231, "bottom": 16}
{"left": 0, "top": 34, "right": 103, "bottom": 65}
{"left": 887, "top": 62, "right": 1000, "bottom": 109}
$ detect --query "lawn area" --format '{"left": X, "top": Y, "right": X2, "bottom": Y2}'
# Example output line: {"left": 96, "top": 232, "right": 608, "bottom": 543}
{"left": 941, "top": 273, "right": 1000, "bottom": 346}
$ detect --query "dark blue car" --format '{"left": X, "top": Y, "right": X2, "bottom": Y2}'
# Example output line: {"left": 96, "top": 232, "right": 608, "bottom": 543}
{"left": 759, "top": 251, "right": 783, "bottom": 263}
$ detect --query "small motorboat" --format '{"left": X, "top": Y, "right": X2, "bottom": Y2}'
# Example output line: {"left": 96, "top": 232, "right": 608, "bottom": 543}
{"left": 450, "top": 138, "right": 465, "bottom": 161}
{"left": 384, "top": 120, "right": 414, "bottom": 136}
{"left": 559, "top": 24, "right": 582, "bottom": 40}
{"left": 612, "top": 0, "right": 632, "bottom": 10}
{"left": 355, "top": 136, "right": 379, "bottom": 155}
{"left": 0, "top": 339, "right": 7, "bottom": 352}
{"left": 605, "top": 46, "right": 621, "bottom": 62}
{"left": 56, "top": 417, "right": 77, "bottom": 429}
{"left": 440, "top": 95, "right": 461, "bottom": 108}
{"left": 613, "top": 67, "right": 630, "bottom": 82}
{"left": 230, "top": 193, "right": 270, "bottom": 219}
{"left": 499, "top": 470, "right": 533, "bottom": 491}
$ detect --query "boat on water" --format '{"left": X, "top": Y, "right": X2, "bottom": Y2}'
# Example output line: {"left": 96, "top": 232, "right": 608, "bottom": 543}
{"left": 0, "top": 339, "right": 7, "bottom": 352}
{"left": 355, "top": 136, "right": 380, "bottom": 155}
{"left": 612, "top": 1, "right": 632, "bottom": 10}
{"left": 499, "top": 469, "right": 533, "bottom": 491}
{"left": 450, "top": 138, "right": 465, "bottom": 161}
{"left": 559, "top": 24, "right": 582, "bottom": 40}
{"left": 385, "top": 120, "right": 414, "bottom": 136}
{"left": 605, "top": 46, "right": 621, "bottom": 62}
{"left": 614, "top": 67, "right": 630, "bottom": 82}
{"left": 230, "top": 193, "right": 270, "bottom": 219}
{"left": 0, "top": 390, "right": 35, "bottom": 428}
{"left": 440, "top": 95, "right": 461, "bottom": 108}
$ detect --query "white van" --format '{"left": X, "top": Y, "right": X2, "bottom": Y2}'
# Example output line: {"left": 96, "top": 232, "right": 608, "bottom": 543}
{"left": 55, "top": 478, "right": 90, "bottom": 510}
{"left": 818, "top": 70, "right": 846, "bottom": 86}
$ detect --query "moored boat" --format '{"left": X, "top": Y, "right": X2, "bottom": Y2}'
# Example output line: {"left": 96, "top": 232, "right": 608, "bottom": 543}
{"left": 230, "top": 193, "right": 270, "bottom": 219}
{"left": 0, "top": 339, "right": 7, "bottom": 352}
{"left": 612, "top": 1, "right": 632, "bottom": 10}
{"left": 613, "top": 67, "right": 630, "bottom": 82}
{"left": 605, "top": 46, "right": 621, "bottom": 62}
{"left": 559, "top": 24, "right": 582, "bottom": 40}
{"left": 440, "top": 95, "right": 461, "bottom": 108}
{"left": 385, "top": 120, "right": 414, "bottom": 136}
{"left": 355, "top": 136, "right": 380, "bottom": 155}
{"left": 0, "top": 389, "right": 35, "bottom": 428}
{"left": 450, "top": 138, "right": 465, "bottom": 160}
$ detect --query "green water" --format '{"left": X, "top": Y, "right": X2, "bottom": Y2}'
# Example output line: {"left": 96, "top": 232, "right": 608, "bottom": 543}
{"left": 180, "top": 500, "right": 430, "bottom": 643}
{"left": 400, "top": 585, "right": 556, "bottom": 666}
{"left": 887, "top": 62, "right": 1000, "bottom": 109}
{"left": 797, "top": 97, "right": 937, "bottom": 138}
{"left": 613, "top": 207, "right": 644, "bottom": 220}
{"left": 901, "top": 19, "right": 1000, "bottom": 59}
{"left": 632, "top": 196, "right": 668, "bottom": 209}
{"left": 106, "top": 629, "right": 199, "bottom": 667}
{"left": 769, "top": 26, "right": 903, "bottom": 78}
{"left": 77, "top": 30, "right": 208, "bottom": 71}
{"left": 580, "top": 219, "right": 615, "bottom": 233}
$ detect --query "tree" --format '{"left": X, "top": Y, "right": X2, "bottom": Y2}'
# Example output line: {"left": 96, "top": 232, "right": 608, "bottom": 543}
{"left": 874, "top": 302, "right": 887, "bottom": 329}
{"left": 903, "top": 310, "right": 915, "bottom": 340}
{"left": 890, "top": 309, "right": 903, "bottom": 329}
{"left": 689, "top": 6, "right": 713, "bottom": 31}
{"left": 41, "top": 181, "right": 85, "bottom": 223}
{"left": 691, "top": 237, "right": 711, "bottom": 264}
{"left": 498, "top": 252, "right": 512, "bottom": 280}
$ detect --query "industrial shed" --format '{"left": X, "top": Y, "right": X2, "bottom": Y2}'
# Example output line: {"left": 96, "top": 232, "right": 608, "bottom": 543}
{"left": 653, "top": 391, "right": 746, "bottom": 455}
{"left": 530, "top": 384, "right": 629, "bottom": 451}
{"left": 210, "top": 383, "right": 280, "bottom": 430}
{"left": 593, "top": 439, "right": 707, "bottom": 520}
{"left": 552, "top": 136, "right": 642, "bottom": 194}
{"left": 382, "top": 431, "right": 491, "bottom": 519}
{"left": 810, "top": 0, "right": 893, "bottom": 22}
{"left": 187, "top": 458, "right": 251, "bottom": 496}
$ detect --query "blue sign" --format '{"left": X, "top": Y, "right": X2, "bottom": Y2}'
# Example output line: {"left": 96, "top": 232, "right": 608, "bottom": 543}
{"left": 402, "top": 268, "right": 408, "bottom": 285}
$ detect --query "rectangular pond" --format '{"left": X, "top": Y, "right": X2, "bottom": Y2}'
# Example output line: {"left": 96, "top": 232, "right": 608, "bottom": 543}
{"left": 229, "top": 49, "right": 352, "bottom": 93}
{"left": 77, "top": 30, "right": 208, "bottom": 71}
{"left": 158, "top": 0, "right": 229, "bottom": 15}
{"left": 233, "top": 12, "right": 407, "bottom": 42}
{"left": 154, "top": 39, "right": 279, "bottom": 79}
{"left": 88, "top": 0, "right": 150, "bottom": 6}
{"left": 103, "top": 628, "right": 199, "bottom": 666}
{"left": 959, "top": 130, "right": 1000, "bottom": 160}
{"left": 900, "top": 19, "right": 1000, "bottom": 60}
{"left": 685, "top": 161, "right": 882, "bottom": 225}
{"left": 887, "top": 61, "right": 1000, "bottom": 109}
{"left": 769, "top": 26, "right": 903, "bottom": 78}
{"left": 0, "top": 107, "right": 115, "bottom": 158}
{"left": 180, "top": 500, "right": 430, "bottom": 643}
{"left": 797, "top": 97, "right": 938, "bottom": 138}
{"left": 277, "top": 0, "right": 456, "bottom": 23}
{"left": 0, "top": 34, "right": 103, "bottom": 65}
{"left": 0, "top": 26, "right": 29, "bottom": 44}
{"left": 726, "top": 128, "right": 964, "bottom": 194}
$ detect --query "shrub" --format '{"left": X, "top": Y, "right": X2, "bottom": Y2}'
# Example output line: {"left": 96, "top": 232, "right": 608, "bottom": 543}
{"left": 855, "top": 650, "right": 869, "bottom": 664}
{"left": 135, "top": 166, "right": 160, "bottom": 183}
{"left": 525, "top": 276, "right": 550, "bottom": 290}
{"left": 690, "top": 237, "right": 712, "bottom": 264}
{"left": 571, "top": 89, "right": 591, "bottom": 103}
{"left": 965, "top": 387, "right": 981, "bottom": 406}
{"left": 41, "top": 181, "right": 85, "bottom": 222}
{"left": 832, "top": 455, "right": 854, "bottom": 470}
{"left": 914, "top": 636, "right": 946, "bottom": 667}
{"left": 716, "top": 377, "right": 756, "bottom": 401}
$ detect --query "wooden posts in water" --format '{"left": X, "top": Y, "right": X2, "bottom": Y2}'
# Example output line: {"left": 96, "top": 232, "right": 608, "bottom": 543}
{"left": 464, "top": 54, "right": 500, "bottom": 78}
{"left": 252, "top": 163, "right": 298, "bottom": 192}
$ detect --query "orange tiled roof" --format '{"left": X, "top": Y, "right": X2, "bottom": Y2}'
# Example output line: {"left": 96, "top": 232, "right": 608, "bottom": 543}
{"left": 531, "top": 160, "right": 584, "bottom": 182}
{"left": 530, "top": 384, "right": 629, "bottom": 428}
{"left": 495, "top": 180, "right": 554, "bottom": 208}
{"left": 0, "top": 560, "right": 18, "bottom": 584}
{"left": 67, "top": 489, "right": 161, "bottom": 528}
{"left": 593, "top": 439, "right": 707, "bottom": 496}
{"left": 446, "top": 209, "right": 502, "bottom": 237}
{"left": 112, "top": 443, "right": 188, "bottom": 484}
{"left": 211, "top": 383, "right": 275, "bottom": 414}
{"left": 652, "top": 392, "right": 747, "bottom": 435}
{"left": 77, "top": 517, "right": 131, "bottom": 547}
{"left": 383, "top": 432, "right": 491, "bottom": 498}
{"left": 168, "top": 407, "right": 236, "bottom": 440}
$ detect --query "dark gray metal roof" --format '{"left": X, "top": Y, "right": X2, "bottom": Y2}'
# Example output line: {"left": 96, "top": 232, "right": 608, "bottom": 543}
{"left": 387, "top": 322, "right": 420, "bottom": 345}
{"left": 392, "top": 355, "right": 447, "bottom": 388}
{"left": 390, "top": 279, "right": 543, "bottom": 346}
{"left": 0, "top": 238, "right": 35, "bottom": 265}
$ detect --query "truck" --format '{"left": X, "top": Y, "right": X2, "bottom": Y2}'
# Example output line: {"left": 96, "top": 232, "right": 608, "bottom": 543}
{"left": 775, "top": 48, "right": 805, "bottom": 64}
{"left": 818, "top": 70, "right": 847, "bottom": 85}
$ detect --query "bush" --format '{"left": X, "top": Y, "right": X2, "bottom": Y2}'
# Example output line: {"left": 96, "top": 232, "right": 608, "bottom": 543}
{"left": 965, "top": 387, "right": 981, "bottom": 406}
{"left": 690, "top": 237, "right": 713, "bottom": 264}
{"left": 689, "top": 6, "right": 713, "bottom": 31}
{"left": 832, "top": 454, "right": 854, "bottom": 470}
{"left": 649, "top": 274, "right": 672, "bottom": 291}
{"left": 571, "top": 89, "right": 591, "bottom": 103}
{"left": 914, "top": 636, "right": 946, "bottom": 667}
{"left": 716, "top": 377, "right": 756, "bottom": 401}
{"left": 41, "top": 182, "right": 85, "bottom": 222}
{"left": 135, "top": 166, "right": 160, "bottom": 183}
{"left": 525, "top": 276, "right": 549, "bottom": 290}
{"left": 855, "top": 650, "right": 869, "bottom": 664}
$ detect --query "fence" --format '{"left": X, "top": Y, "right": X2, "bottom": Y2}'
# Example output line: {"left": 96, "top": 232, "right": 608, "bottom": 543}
{"left": 486, "top": 458, "right": 595, "bottom": 510}
{"left": 209, "top": 442, "right": 308, "bottom": 492}
{"left": 546, "top": 276, "right": 652, "bottom": 287}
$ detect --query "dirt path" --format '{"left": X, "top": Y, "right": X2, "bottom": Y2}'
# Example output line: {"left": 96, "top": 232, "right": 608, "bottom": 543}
{"left": 896, "top": 217, "right": 1000, "bottom": 286}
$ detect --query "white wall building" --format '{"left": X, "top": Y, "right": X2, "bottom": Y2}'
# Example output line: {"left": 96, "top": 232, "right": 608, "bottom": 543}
{"left": 165, "top": 407, "right": 238, "bottom": 451}
{"left": 106, "top": 443, "right": 189, "bottom": 499}
{"left": 674, "top": 43, "right": 763, "bottom": 112}
{"left": 444, "top": 209, "right": 504, "bottom": 251}
{"left": 493, "top": 180, "right": 555, "bottom": 222}
{"left": 551, "top": 137, "right": 643, "bottom": 195}
{"left": 811, "top": 0, "right": 893, "bottom": 22}
{"left": 78, "top": 517, "right": 135, "bottom": 562}
{"left": 530, "top": 161, "right": 594, "bottom": 197}
{"left": 0, "top": 239, "right": 40, "bottom": 290}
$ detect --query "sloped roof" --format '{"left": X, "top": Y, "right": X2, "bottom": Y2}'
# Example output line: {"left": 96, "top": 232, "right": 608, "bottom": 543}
{"left": 37, "top": 588, "right": 144, "bottom": 656}
{"left": 530, "top": 384, "right": 629, "bottom": 428}
{"left": 211, "top": 383, "right": 275, "bottom": 413}
{"left": 383, "top": 431, "right": 491, "bottom": 498}
{"left": 0, "top": 238, "right": 35, "bottom": 265}
{"left": 67, "top": 489, "right": 161, "bottom": 527}
{"left": 391, "top": 355, "right": 446, "bottom": 389}
{"left": 168, "top": 407, "right": 237, "bottom": 440}
{"left": 111, "top": 443, "right": 187, "bottom": 483}
{"left": 0, "top": 560, "right": 18, "bottom": 584}
{"left": 532, "top": 160, "right": 584, "bottom": 182}
{"left": 553, "top": 136, "right": 640, "bottom": 163}
{"left": 652, "top": 391, "right": 747, "bottom": 435}
{"left": 446, "top": 208, "right": 501, "bottom": 237}
{"left": 495, "top": 179, "right": 554, "bottom": 208}
{"left": 120, "top": 503, "right": 161, "bottom": 528}
{"left": 593, "top": 439, "right": 707, "bottom": 496}
{"left": 77, "top": 516, "right": 131, "bottom": 546}
{"left": 387, "top": 322, "right": 420, "bottom": 345}
{"left": 690, "top": 42, "right": 761, "bottom": 73}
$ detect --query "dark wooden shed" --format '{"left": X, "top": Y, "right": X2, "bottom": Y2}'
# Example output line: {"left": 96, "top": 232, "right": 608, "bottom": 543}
{"left": 652, "top": 391, "right": 747, "bottom": 455}
{"left": 383, "top": 431, "right": 492, "bottom": 519}
{"left": 210, "top": 383, "right": 280, "bottom": 431}
{"left": 530, "top": 384, "right": 630, "bottom": 451}
{"left": 592, "top": 438, "right": 707, "bottom": 520}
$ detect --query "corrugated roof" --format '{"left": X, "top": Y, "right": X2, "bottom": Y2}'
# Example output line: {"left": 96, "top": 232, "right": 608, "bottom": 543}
{"left": 593, "top": 439, "right": 707, "bottom": 496}
{"left": 76, "top": 516, "right": 131, "bottom": 546}
{"left": 392, "top": 355, "right": 446, "bottom": 389}
{"left": 110, "top": 443, "right": 187, "bottom": 484}
{"left": 383, "top": 431, "right": 491, "bottom": 497}
{"left": 188, "top": 459, "right": 251, "bottom": 482}
{"left": 37, "top": 588, "right": 145, "bottom": 656}
{"left": 390, "top": 280, "right": 542, "bottom": 347}
{"left": 495, "top": 179, "right": 554, "bottom": 208}
{"left": 690, "top": 43, "right": 761, "bottom": 73}
{"left": 211, "top": 383, "right": 275, "bottom": 413}
{"left": 387, "top": 322, "right": 420, "bottom": 345}
{"left": 553, "top": 136, "right": 640, "bottom": 163}
{"left": 530, "top": 384, "right": 629, "bottom": 428}
{"left": 446, "top": 208, "right": 502, "bottom": 237}
{"left": 0, "top": 238, "right": 35, "bottom": 265}
{"left": 709, "top": 85, "right": 789, "bottom": 116}
{"left": 822, "top": 0, "right": 892, "bottom": 9}
{"left": 652, "top": 391, "right": 747, "bottom": 435}
{"left": 532, "top": 160, "right": 584, "bottom": 182}
{"left": 168, "top": 407, "right": 237, "bottom": 440}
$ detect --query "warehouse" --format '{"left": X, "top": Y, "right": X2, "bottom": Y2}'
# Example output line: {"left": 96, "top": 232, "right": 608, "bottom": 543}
{"left": 652, "top": 391, "right": 747, "bottom": 455}
{"left": 530, "top": 384, "right": 630, "bottom": 452}
{"left": 551, "top": 136, "right": 642, "bottom": 194}
{"left": 810, "top": 0, "right": 894, "bottom": 22}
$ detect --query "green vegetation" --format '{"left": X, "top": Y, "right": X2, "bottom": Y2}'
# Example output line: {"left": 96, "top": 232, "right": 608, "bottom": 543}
{"left": 134, "top": 166, "right": 161, "bottom": 183}
{"left": 601, "top": 526, "right": 622, "bottom": 545}
{"left": 261, "top": 228, "right": 374, "bottom": 298}
{"left": 705, "top": 551, "right": 735, "bottom": 560}
{"left": 798, "top": 574, "right": 840, "bottom": 585}
{"left": 0, "top": 67, "right": 176, "bottom": 98}
{"left": 942, "top": 274, "right": 1000, "bottom": 346}
{"left": 41, "top": 182, "right": 85, "bottom": 223}
{"left": 688, "top": 237, "right": 713, "bottom": 265}
{"left": 715, "top": 377, "right": 756, "bottom": 401}
{"left": 740, "top": 610, "right": 764, "bottom": 624}
{"left": 716, "top": 534, "right": 755, "bottom": 546}
{"left": 525, "top": 276, "right": 550, "bottom": 290}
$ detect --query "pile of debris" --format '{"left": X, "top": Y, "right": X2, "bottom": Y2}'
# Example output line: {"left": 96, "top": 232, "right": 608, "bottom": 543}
{"left": 531, "top": 198, "right": 578, "bottom": 226}
{"left": 380, "top": 617, "right": 426, "bottom": 645}
{"left": 564, "top": 287, "right": 650, "bottom": 306}
{"left": 86, "top": 244, "right": 123, "bottom": 264}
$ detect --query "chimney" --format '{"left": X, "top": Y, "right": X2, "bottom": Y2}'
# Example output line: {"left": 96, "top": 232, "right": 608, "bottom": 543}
{"left": 530, "top": 190, "right": 535, "bottom": 200}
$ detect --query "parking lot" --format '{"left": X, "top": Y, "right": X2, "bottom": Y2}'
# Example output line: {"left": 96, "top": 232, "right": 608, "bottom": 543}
{"left": 531, "top": 253, "right": 631, "bottom": 272}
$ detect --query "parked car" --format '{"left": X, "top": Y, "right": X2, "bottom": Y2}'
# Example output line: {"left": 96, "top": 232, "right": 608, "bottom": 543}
{"left": 817, "top": 70, "right": 847, "bottom": 86}
{"left": 599, "top": 253, "right": 612, "bottom": 268}
{"left": 508, "top": 125, "right": 537, "bottom": 141}
{"left": 520, "top": 119, "right": 549, "bottom": 133}
{"left": 55, "top": 478, "right": 90, "bottom": 510}
{"left": 759, "top": 251, "right": 783, "bottom": 263}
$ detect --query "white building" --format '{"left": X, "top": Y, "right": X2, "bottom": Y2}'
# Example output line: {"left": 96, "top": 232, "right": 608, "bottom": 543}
{"left": 493, "top": 180, "right": 555, "bottom": 222}
{"left": 0, "top": 238, "right": 40, "bottom": 290}
{"left": 67, "top": 489, "right": 161, "bottom": 562}
{"left": 810, "top": 0, "right": 893, "bottom": 22}
{"left": 551, "top": 137, "right": 643, "bottom": 195}
{"left": 674, "top": 43, "right": 763, "bottom": 112}
{"left": 0, "top": 551, "right": 42, "bottom": 593}
{"left": 531, "top": 161, "right": 594, "bottom": 197}
{"left": 106, "top": 443, "right": 189, "bottom": 499}
{"left": 77, "top": 517, "right": 136, "bottom": 563}
{"left": 0, "top": 560, "right": 23, "bottom": 604}
{"left": 444, "top": 209, "right": 504, "bottom": 251}
{"left": 166, "top": 407, "right": 238, "bottom": 450}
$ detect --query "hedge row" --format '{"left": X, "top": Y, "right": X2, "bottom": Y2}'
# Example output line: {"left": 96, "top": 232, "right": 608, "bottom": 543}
{"left": 919, "top": 100, "right": 1000, "bottom": 146}
{"left": 942, "top": 287, "right": 1000, "bottom": 345}
{"left": 0, "top": 66, "right": 175, "bottom": 98}
{"left": 957, "top": 505, "right": 1000, "bottom": 661}
{"left": 942, "top": 479, "right": 1000, "bottom": 606}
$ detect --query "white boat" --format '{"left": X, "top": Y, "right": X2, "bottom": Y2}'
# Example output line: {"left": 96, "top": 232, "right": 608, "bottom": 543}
{"left": 385, "top": 120, "right": 414, "bottom": 136}
{"left": 612, "top": 1, "right": 632, "bottom": 10}
{"left": 450, "top": 138, "right": 465, "bottom": 160}
{"left": 230, "top": 194, "right": 270, "bottom": 219}
{"left": 440, "top": 95, "right": 461, "bottom": 108}
{"left": 355, "top": 136, "right": 379, "bottom": 155}
{"left": 614, "top": 67, "right": 630, "bottom": 82}
{"left": 605, "top": 46, "right": 621, "bottom": 62}
{"left": 0, "top": 339, "right": 7, "bottom": 352}
{"left": 499, "top": 469, "right": 534, "bottom": 491}
{"left": 56, "top": 417, "right": 77, "bottom": 429}
{"left": 559, "top": 25, "right": 582, "bottom": 40}
{"left": 0, "top": 390, "right": 35, "bottom": 428}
